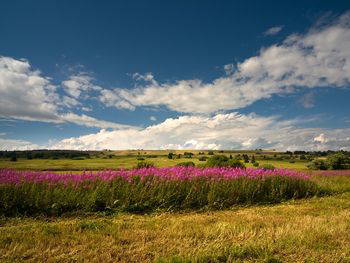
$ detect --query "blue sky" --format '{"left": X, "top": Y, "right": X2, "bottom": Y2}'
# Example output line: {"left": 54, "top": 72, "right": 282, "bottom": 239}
{"left": 1, "top": 0, "right": 350, "bottom": 151}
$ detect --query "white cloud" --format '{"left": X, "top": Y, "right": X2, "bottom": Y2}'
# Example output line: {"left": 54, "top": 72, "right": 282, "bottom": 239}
{"left": 50, "top": 113, "right": 350, "bottom": 151}
{"left": 264, "top": 26, "right": 284, "bottom": 36}
{"left": 61, "top": 73, "right": 101, "bottom": 99}
{"left": 150, "top": 116, "right": 157, "bottom": 121}
{"left": 59, "top": 113, "right": 137, "bottom": 130}
{"left": 314, "top": 133, "right": 328, "bottom": 143}
{"left": 99, "top": 12, "right": 350, "bottom": 114}
{"left": 0, "top": 138, "right": 40, "bottom": 151}
{"left": 0, "top": 56, "right": 60, "bottom": 122}
{"left": 0, "top": 56, "right": 133, "bottom": 129}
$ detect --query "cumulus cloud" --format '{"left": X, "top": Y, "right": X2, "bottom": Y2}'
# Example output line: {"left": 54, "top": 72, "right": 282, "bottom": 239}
{"left": 49, "top": 112, "right": 350, "bottom": 151}
{"left": 150, "top": 116, "right": 157, "bottom": 121}
{"left": 99, "top": 12, "right": 350, "bottom": 113}
{"left": 0, "top": 56, "right": 133, "bottom": 129}
{"left": 0, "top": 56, "right": 60, "bottom": 122}
{"left": 264, "top": 25, "right": 284, "bottom": 36}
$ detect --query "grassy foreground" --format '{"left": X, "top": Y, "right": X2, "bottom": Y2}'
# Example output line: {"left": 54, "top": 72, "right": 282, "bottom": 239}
{"left": 1, "top": 193, "right": 349, "bottom": 262}
{"left": 0, "top": 175, "right": 350, "bottom": 262}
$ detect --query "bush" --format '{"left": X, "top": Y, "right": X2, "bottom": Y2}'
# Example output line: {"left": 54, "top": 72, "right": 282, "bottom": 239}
{"left": 71, "top": 157, "right": 85, "bottom": 160}
{"left": 10, "top": 156, "right": 17, "bottom": 162}
{"left": 206, "top": 155, "right": 245, "bottom": 168}
{"left": 253, "top": 162, "right": 259, "bottom": 167}
{"left": 136, "top": 157, "right": 145, "bottom": 161}
{"left": 198, "top": 156, "right": 207, "bottom": 161}
{"left": 176, "top": 161, "right": 195, "bottom": 167}
{"left": 327, "top": 153, "right": 350, "bottom": 170}
{"left": 307, "top": 159, "right": 328, "bottom": 170}
{"left": 260, "top": 164, "right": 275, "bottom": 170}
{"left": 135, "top": 161, "right": 155, "bottom": 169}
{"left": 207, "top": 151, "right": 214, "bottom": 155}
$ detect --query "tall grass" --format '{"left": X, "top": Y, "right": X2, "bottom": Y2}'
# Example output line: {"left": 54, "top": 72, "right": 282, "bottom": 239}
{"left": 0, "top": 168, "right": 324, "bottom": 216}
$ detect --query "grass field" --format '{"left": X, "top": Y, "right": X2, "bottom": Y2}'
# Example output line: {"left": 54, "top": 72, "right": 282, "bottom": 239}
{"left": 1, "top": 154, "right": 348, "bottom": 262}
{"left": 0, "top": 157, "right": 308, "bottom": 171}
{"left": 1, "top": 175, "right": 349, "bottom": 262}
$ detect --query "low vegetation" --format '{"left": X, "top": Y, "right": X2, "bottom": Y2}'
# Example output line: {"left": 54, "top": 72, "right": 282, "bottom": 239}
{"left": 0, "top": 168, "right": 324, "bottom": 216}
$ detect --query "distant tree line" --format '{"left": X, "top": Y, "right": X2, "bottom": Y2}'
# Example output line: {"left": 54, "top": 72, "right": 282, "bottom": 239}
{"left": 0, "top": 150, "right": 97, "bottom": 160}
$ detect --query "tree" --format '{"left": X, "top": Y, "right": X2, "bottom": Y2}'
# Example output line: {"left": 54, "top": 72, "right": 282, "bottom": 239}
{"left": 206, "top": 155, "right": 245, "bottom": 168}
{"left": 10, "top": 155, "right": 17, "bottom": 162}
{"left": 251, "top": 155, "right": 256, "bottom": 163}
{"left": 167, "top": 152, "right": 174, "bottom": 159}
{"left": 242, "top": 154, "right": 249, "bottom": 163}
{"left": 307, "top": 159, "right": 328, "bottom": 170}
{"left": 327, "top": 153, "right": 349, "bottom": 170}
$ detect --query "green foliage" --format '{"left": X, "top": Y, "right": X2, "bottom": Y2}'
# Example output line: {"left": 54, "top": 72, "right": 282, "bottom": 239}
{"left": 207, "top": 151, "right": 214, "bottom": 155}
{"left": 198, "top": 156, "right": 207, "bottom": 161}
{"left": 167, "top": 153, "right": 174, "bottom": 159}
{"left": 242, "top": 154, "right": 250, "bottom": 163}
{"left": 260, "top": 164, "right": 275, "bottom": 170}
{"left": 136, "top": 157, "right": 145, "bottom": 161}
{"left": 10, "top": 156, "right": 17, "bottom": 162}
{"left": 205, "top": 155, "right": 245, "bottom": 168}
{"left": 183, "top": 152, "right": 194, "bottom": 158}
{"left": 176, "top": 161, "right": 195, "bottom": 167}
{"left": 327, "top": 153, "right": 350, "bottom": 170}
{"left": 253, "top": 162, "right": 259, "bottom": 167}
{"left": 251, "top": 155, "right": 256, "bottom": 163}
{"left": 135, "top": 161, "right": 155, "bottom": 169}
{"left": 307, "top": 160, "right": 329, "bottom": 170}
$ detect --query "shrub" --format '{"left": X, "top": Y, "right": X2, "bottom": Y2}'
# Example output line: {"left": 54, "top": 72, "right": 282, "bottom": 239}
{"left": 307, "top": 159, "right": 328, "bottom": 170}
{"left": 71, "top": 157, "right": 85, "bottom": 160}
{"left": 289, "top": 160, "right": 295, "bottom": 163}
{"left": 260, "top": 164, "right": 275, "bottom": 170}
{"left": 10, "top": 156, "right": 17, "bottom": 162}
{"left": 136, "top": 157, "right": 145, "bottom": 161}
{"left": 207, "top": 151, "right": 214, "bottom": 155}
{"left": 167, "top": 153, "right": 174, "bottom": 159}
{"left": 253, "top": 162, "right": 259, "bottom": 167}
{"left": 198, "top": 156, "right": 207, "bottom": 161}
{"left": 176, "top": 161, "right": 195, "bottom": 167}
{"left": 327, "top": 153, "right": 350, "bottom": 170}
{"left": 206, "top": 155, "right": 245, "bottom": 168}
{"left": 184, "top": 152, "right": 194, "bottom": 158}
{"left": 135, "top": 161, "right": 155, "bottom": 169}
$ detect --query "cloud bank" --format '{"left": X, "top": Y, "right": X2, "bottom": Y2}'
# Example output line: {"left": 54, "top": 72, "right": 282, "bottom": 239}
{"left": 50, "top": 113, "right": 350, "bottom": 151}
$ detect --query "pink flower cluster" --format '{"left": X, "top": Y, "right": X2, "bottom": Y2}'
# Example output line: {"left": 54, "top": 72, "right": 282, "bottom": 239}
{"left": 0, "top": 167, "right": 309, "bottom": 185}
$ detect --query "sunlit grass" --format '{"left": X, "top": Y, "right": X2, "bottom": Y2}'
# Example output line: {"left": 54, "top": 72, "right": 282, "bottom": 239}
{"left": 0, "top": 157, "right": 308, "bottom": 171}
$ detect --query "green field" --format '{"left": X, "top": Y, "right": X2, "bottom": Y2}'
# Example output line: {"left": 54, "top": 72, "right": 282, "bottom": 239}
{"left": 0, "top": 157, "right": 308, "bottom": 171}
{"left": 1, "top": 175, "right": 350, "bottom": 262}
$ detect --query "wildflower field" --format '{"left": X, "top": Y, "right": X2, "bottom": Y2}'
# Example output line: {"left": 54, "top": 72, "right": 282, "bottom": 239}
{"left": 1, "top": 166, "right": 350, "bottom": 262}
{"left": 0, "top": 167, "right": 323, "bottom": 217}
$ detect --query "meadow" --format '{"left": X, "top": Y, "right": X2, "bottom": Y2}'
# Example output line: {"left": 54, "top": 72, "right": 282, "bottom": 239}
{"left": 0, "top": 153, "right": 308, "bottom": 171}
{"left": 1, "top": 150, "right": 350, "bottom": 262}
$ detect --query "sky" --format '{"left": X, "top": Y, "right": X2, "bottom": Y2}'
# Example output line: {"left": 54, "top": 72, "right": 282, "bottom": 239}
{"left": 1, "top": 0, "right": 350, "bottom": 151}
